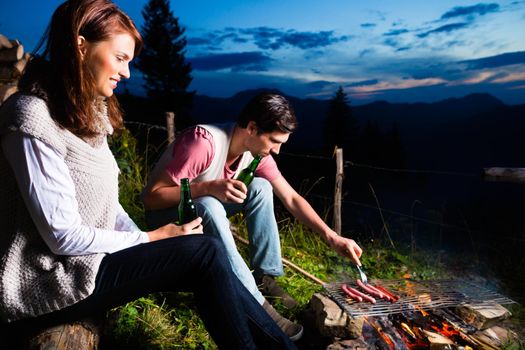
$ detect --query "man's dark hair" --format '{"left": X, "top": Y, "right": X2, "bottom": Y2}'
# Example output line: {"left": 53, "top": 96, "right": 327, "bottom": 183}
{"left": 237, "top": 93, "right": 298, "bottom": 133}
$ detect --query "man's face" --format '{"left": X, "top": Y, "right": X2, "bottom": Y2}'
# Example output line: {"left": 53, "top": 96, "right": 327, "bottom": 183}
{"left": 248, "top": 128, "right": 290, "bottom": 157}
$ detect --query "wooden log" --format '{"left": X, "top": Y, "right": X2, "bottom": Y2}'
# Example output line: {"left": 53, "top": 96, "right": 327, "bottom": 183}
{"left": 0, "top": 64, "right": 14, "bottom": 81}
{"left": 455, "top": 302, "right": 511, "bottom": 330}
{"left": 0, "top": 34, "right": 13, "bottom": 49}
{"left": 14, "top": 56, "right": 29, "bottom": 76}
{"left": 0, "top": 44, "right": 24, "bottom": 63}
{"left": 471, "top": 325, "right": 519, "bottom": 349}
{"left": 483, "top": 167, "right": 525, "bottom": 184}
{"left": 0, "top": 84, "right": 17, "bottom": 104}
{"left": 422, "top": 330, "right": 456, "bottom": 350}
{"left": 327, "top": 338, "right": 369, "bottom": 350}
{"left": 27, "top": 320, "right": 101, "bottom": 350}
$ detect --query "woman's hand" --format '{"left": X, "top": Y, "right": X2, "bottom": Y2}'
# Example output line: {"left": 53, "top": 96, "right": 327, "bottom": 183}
{"left": 147, "top": 217, "right": 203, "bottom": 242}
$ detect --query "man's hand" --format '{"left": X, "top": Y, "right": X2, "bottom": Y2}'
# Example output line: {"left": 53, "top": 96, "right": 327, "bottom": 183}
{"left": 327, "top": 232, "right": 363, "bottom": 266}
{"left": 207, "top": 179, "right": 248, "bottom": 203}
{"left": 147, "top": 217, "right": 203, "bottom": 242}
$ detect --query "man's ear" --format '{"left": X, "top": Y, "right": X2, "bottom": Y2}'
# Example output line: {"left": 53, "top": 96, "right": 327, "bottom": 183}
{"left": 247, "top": 121, "right": 258, "bottom": 135}
{"left": 77, "top": 35, "right": 87, "bottom": 58}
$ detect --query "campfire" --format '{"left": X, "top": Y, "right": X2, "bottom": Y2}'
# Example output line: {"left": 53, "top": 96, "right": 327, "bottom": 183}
{"left": 319, "top": 278, "right": 518, "bottom": 349}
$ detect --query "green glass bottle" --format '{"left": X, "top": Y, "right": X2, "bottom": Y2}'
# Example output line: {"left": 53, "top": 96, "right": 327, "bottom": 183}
{"left": 178, "top": 178, "right": 197, "bottom": 224}
{"left": 236, "top": 154, "right": 262, "bottom": 186}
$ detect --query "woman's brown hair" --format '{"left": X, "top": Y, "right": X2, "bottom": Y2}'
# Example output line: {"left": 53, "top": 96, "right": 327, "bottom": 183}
{"left": 19, "top": 0, "right": 142, "bottom": 136}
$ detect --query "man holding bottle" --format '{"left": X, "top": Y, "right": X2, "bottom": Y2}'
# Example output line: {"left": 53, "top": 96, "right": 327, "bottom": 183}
{"left": 141, "top": 93, "right": 363, "bottom": 341}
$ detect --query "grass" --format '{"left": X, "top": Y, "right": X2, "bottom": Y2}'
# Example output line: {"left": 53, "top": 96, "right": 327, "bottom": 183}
{"left": 107, "top": 128, "right": 524, "bottom": 349}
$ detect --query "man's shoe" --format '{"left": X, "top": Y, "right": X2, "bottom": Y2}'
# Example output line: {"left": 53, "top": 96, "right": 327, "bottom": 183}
{"left": 262, "top": 300, "right": 303, "bottom": 342}
{"left": 258, "top": 275, "right": 298, "bottom": 309}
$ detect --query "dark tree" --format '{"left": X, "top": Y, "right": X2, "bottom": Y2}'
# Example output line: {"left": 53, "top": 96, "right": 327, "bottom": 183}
{"left": 383, "top": 122, "right": 405, "bottom": 169}
{"left": 358, "top": 120, "right": 384, "bottom": 165}
{"left": 136, "top": 0, "right": 194, "bottom": 129}
{"left": 323, "top": 86, "right": 358, "bottom": 158}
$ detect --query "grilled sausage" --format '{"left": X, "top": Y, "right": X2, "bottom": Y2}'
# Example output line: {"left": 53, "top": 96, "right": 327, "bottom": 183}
{"left": 374, "top": 285, "right": 400, "bottom": 302}
{"left": 356, "top": 279, "right": 385, "bottom": 299}
{"left": 346, "top": 285, "right": 376, "bottom": 304}
{"left": 341, "top": 283, "right": 363, "bottom": 302}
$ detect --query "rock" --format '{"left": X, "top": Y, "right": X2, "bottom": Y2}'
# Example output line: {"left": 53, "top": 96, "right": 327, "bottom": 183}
{"left": 309, "top": 293, "right": 364, "bottom": 338}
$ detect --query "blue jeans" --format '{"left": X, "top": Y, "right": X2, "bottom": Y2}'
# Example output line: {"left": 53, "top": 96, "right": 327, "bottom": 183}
{"left": 3, "top": 235, "right": 296, "bottom": 349}
{"left": 145, "top": 178, "right": 284, "bottom": 305}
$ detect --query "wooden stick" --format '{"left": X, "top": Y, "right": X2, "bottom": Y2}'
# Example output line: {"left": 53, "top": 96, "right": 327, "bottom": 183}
{"left": 231, "top": 229, "right": 326, "bottom": 285}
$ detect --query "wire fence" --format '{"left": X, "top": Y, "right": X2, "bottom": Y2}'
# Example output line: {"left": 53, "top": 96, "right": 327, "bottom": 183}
{"left": 122, "top": 120, "right": 525, "bottom": 247}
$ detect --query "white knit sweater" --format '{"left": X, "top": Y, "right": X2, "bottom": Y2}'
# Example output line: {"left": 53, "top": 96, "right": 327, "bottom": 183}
{"left": 0, "top": 94, "right": 119, "bottom": 322}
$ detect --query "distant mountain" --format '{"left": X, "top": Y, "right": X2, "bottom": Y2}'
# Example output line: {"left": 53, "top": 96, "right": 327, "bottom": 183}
{"left": 118, "top": 90, "right": 525, "bottom": 172}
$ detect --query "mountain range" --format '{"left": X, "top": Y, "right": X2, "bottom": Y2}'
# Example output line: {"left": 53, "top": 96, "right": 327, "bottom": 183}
{"left": 120, "top": 89, "right": 525, "bottom": 172}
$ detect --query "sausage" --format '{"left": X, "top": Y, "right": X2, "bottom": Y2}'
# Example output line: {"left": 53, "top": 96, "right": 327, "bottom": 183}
{"left": 374, "top": 285, "right": 400, "bottom": 302}
{"left": 341, "top": 283, "right": 363, "bottom": 302}
{"left": 346, "top": 285, "right": 376, "bottom": 304}
{"left": 356, "top": 279, "right": 384, "bottom": 299}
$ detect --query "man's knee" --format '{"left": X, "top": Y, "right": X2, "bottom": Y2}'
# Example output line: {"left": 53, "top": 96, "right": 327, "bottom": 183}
{"left": 247, "top": 178, "right": 273, "bottom": 199}
{"left": 195, "top": 196, "right": 225, "bottom": 214}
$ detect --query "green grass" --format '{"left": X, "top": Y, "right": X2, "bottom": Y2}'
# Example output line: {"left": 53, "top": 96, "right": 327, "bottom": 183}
{"left": 107, "top": 128, "right": 524, "bottom": 349}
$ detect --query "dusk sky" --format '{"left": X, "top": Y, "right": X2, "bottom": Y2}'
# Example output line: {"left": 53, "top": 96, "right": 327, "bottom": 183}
{"left": 1, "top": 1, "right": 524, "bottom": 104}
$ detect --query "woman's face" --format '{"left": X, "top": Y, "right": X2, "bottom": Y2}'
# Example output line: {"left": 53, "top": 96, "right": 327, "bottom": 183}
{"left": 81, "top": 33, "right": 135, "bottom": 98}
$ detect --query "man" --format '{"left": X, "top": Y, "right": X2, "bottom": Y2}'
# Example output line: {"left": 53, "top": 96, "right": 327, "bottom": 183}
{"left": 142, "top": 93, "right": 363, "bottom": 341}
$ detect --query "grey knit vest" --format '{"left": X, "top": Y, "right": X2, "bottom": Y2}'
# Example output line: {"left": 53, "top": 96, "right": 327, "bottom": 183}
{"left": 0, "top": 93, "right": 119, "bottom": 322}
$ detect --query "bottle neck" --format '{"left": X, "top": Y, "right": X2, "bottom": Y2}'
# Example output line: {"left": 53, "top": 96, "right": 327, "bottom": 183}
{"left": 180, "top": 179, "right": 192, "bottom": 199}
{"left": 248, "top": 155, "right": 262, "bottom": 171}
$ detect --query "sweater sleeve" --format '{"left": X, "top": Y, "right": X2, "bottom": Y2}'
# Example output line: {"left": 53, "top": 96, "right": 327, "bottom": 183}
{"left": 1, "top": 132, "right": 149, "bottom": 255}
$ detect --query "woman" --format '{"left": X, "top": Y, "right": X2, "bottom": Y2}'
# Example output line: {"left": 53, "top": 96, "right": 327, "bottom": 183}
{"left": 0, "top": 1, "right": 296, "bottom": 348}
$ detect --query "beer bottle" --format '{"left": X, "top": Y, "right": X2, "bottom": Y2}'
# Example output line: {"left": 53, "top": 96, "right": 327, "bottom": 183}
{"left": 178, "top": 178, "right": 197, "bottom": 224}
{"left": 236, "top": 154, "right": 262, "bottom": 187}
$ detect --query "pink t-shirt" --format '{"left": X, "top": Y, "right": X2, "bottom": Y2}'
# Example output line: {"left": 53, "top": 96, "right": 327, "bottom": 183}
{"left": 165, "top": 126, "right": 281, "bottom": 184}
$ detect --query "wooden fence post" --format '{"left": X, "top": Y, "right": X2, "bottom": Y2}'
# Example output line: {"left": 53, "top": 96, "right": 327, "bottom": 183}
{"left": 482, "top": 167, "right": 525, "bottom": 184}
{"left": 333, "top": 147, "right": 343, "bottom": 234}
{"left": 165, "top": 111, "right": 175, "bottom": 144}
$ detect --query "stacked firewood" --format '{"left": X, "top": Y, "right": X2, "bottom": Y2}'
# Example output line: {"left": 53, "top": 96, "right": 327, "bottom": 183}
{"left": 0, "top": 33, "right": 29, "bottom": 105}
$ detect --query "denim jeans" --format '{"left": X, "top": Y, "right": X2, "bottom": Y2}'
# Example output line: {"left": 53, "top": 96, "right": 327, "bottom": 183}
{"left": 3, "top": 235, "right": 296, "bottom": 350}
{"left": 145, "top": 178, "right": 284, "bottom": 305}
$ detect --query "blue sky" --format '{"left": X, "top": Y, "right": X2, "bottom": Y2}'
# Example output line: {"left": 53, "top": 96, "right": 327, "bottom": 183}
{"left": 1, "top": 1, "right": 524, "bottom": 104}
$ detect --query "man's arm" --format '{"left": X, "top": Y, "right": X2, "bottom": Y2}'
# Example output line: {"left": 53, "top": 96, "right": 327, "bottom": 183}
{"left": 142, "top": 172, "right": 247, "bottom": 210}
{"left": 271, "top": 175, "right": 363, "bottom": 265}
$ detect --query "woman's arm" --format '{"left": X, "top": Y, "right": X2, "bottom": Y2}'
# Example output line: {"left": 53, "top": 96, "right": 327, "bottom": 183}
{"left": 1, "top": 132, "right": 150, "bottom": 255}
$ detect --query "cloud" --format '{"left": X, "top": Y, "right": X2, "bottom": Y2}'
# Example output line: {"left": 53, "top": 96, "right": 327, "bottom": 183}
{"left": 240, "top": 27, "right": 350, "bottom": 50}
{"left": 348, "top": 77, "right": 447, "bottom": 93}
{"left": 440, "top": 3, "right": 500, "bottom": 20}
{"left": 359, "top": 48, "right": 374, "bottom": 58}
{"left": 189, "top": 52, "right": 272, "bottom": 71}
{"left": 361, "top": 23, "right": 376, "bottom": 28}
{"left": 346, "top": 79, "right": 379, "bottom": 87}
{"left": 189, "top": 27, "right": 350, "bottom": 51}
{"left": 459, "top": 51, "right": 525, "bottom": 69}
{"left": 383, "top": 29, "right": 409, "bottom": 36}
{"left": 417, "top": 22, "right": 470, "bottom": 38}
